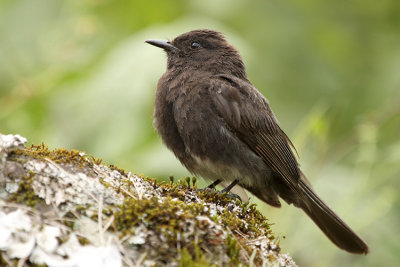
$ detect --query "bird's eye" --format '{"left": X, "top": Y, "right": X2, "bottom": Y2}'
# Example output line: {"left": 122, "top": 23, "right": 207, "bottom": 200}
{"left": 190, "top": 42, "right": 201, "bottom": 49}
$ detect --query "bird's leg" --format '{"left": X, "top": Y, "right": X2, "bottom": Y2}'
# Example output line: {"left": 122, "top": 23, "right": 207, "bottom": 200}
{"left": 197, "top": 178, "right": 242, "bottom": 202}
{"left": 195, "top": 179, "right": 221, "bottom": 193}
{"left": 221, "top": 178, "right": 239, "bottom": 193}
{"left": 220, "top": 179, "right": 241, "bottom": 201}
{"left": 207, "top": 179, "right": 222, "bottom": 189}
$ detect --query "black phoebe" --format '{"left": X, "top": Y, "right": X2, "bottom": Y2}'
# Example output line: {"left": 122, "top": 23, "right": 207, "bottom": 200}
{"left": 146, "top": 30, "right": 369, "bottom": 254}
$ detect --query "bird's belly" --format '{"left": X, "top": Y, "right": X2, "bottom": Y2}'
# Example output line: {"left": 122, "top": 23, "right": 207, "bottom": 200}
{"left": 190, "top": 154, "right": 264, "bottom": 188}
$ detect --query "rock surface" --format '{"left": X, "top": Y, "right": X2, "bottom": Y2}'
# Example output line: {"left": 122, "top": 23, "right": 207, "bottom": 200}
{"left": 0, "top": 133, "right": 296, "bottom": 267}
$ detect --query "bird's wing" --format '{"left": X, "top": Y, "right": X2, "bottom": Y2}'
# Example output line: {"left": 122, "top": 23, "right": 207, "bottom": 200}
{"left": 210, "top": 74, "right": 301, "bottom": 193}
{"left": 210, "top": 75, "right": 370, "bottom": 255}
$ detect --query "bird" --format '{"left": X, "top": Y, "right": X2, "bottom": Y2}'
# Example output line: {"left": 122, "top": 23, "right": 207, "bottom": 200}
{"left": 145, "top": 29, "right": 369, "bottom": 254}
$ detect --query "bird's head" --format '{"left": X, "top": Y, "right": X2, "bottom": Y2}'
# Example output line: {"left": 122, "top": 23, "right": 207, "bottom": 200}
{"left": 146, "top": 29, "right": 246, "bottom": 78}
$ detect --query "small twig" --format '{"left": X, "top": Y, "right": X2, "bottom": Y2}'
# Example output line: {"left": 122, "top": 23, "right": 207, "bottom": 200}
{"left": 135, "top": 253, "right": 147, "bottom": 267}
{"left": 98, "top": 194, "right": 104, "bottom": 244}
{"left": 101, "top": 215, "right": 115, "bottom": 234}
{"left": 17, "top": 257, "right": 27, "bottom": 267}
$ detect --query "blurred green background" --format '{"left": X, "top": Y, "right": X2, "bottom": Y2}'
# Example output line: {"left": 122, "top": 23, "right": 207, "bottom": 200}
{"left": 1, "top": 0, "right": 399, "bottom": 266}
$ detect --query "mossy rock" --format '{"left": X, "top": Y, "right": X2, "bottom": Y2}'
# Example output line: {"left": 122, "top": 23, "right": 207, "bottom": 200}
{"left": 0, "top": 133, "right": 296, "bottom": 266}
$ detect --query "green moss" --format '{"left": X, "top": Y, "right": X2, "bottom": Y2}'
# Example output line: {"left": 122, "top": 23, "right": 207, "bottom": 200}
{"left": 0, "top": 251, "right": 47, "bottom": 267}
{"left": 226, "top": 234, "right": 240, "bottom": 265}
{"left": 115, "top": 196, "right": 197, "bottom": 239}
{"left": 113, "top": 195, "right": 224, "bottom": 262}
{"left": 135, "top": 175, "right": 272, "bottom": 236}
{"left": 191, "top": 177, "right": 197, "bottom": 187}
{"left": 10, "top": 143, "right": 104, "bottom": 171}
{"left": 8, "top": 172, "right": 41, "bottom": 207}
{"left": 77, "top": 236, "right": 91, "bottom": 246}
{"left": 62, "top": 211, "right": 78, "bottom": 229}
{"left": 110, "top": 176, "right": 274, "bottom": 264}
{"left": 76, "top": 204, "right": 91, "bottom": 213}
{"left": 179, "top": 246, "right": 217, "bottom": 267}
{"left": 24, "top": 262, "right": 47, "bottom": 267}
{"left": 0, "top": 253, "right": 8, "bottom": 266}
{"left": 163, "top": 180, "right": 272, "bottom": 239}
{"left": 108, "top": 164, "right": 126, "bottom": 176}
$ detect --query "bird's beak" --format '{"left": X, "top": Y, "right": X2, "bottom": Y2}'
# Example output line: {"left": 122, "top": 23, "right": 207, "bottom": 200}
{"left": 145, "top": 39, "right": 179, "bottom": 52}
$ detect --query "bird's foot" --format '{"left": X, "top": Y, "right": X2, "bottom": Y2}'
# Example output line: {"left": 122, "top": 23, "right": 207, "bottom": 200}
{"left": 218, "top": 191, "right": 242, "bottom": 202}
{"left": 195, "top": 179, "right": 242, "bottom": 202}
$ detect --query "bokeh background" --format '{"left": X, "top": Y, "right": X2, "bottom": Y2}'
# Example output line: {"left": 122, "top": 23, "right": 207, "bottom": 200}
{"left": 1, "top": 0, "right": 399, "bottom": 266}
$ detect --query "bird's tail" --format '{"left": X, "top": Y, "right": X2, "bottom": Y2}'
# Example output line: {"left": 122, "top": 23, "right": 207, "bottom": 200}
{"left": 298, "top": 179, "right": 369, "bottom": 254}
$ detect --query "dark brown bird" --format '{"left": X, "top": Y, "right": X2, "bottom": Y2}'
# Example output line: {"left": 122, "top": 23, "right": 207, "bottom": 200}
{"left": 146, "top": 29, "right": 369, "bottom": 254}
